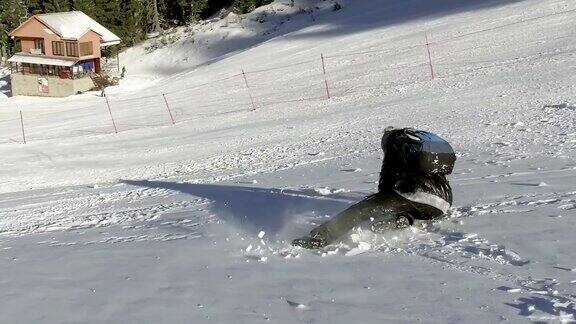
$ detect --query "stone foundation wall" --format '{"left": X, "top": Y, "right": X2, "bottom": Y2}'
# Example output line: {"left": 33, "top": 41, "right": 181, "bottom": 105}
{"left": 10, "top": 74, "right": 95, "bottom": 97}
{"left": 73, "top": 76, "right": 96, "bottom": 94}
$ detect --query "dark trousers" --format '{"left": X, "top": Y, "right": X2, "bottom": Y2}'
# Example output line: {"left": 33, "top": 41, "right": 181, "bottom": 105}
{"left": 310, "top": 191, "right": 443, "bottom": 244}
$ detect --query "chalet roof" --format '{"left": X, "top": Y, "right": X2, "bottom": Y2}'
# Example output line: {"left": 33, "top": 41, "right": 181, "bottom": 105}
{"left": 14, "top": 11, "right": 121, "bottom": 46}
{"left": 8, "top": 53, "right": 77, "bottom": 67}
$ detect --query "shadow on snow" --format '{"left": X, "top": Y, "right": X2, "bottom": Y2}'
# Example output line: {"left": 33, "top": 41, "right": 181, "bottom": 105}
{"left": 279, "top": 0, "right": 526, "bottom": 40}
{"left": 122, "top": 179, "right": 359, "bottom": 235}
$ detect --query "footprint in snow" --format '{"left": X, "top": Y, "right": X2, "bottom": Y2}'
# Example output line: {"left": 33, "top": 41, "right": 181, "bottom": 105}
{"left": 286, "top": 300, "right": 309, "bottom": 310}
{"left": 341, "top": 168, "right": 362, "bottom": 172}
{"left": 511, "top": 182, "right": 548, "bottom": 187}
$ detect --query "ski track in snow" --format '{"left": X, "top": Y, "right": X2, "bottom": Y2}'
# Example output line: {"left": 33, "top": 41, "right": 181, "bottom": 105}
{"left": 2, "top": 164, "right": 574, "bottom": 321}
{"left": 240, "top": 192, "right": 576, "bottom": 322}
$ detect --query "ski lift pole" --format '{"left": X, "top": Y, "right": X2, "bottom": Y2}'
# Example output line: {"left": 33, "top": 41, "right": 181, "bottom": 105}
{"left": 425, "top": 33, "right": 435, "bottom": 80}
{"left": 242, "top": 69, "right": 257, "bottom": 111}
{"left": 321, "top": 53, "right": 331, "bottom": 99}
{"left": 162, "top": 93, "right": 176, "bottom": 125}
{"left": 20, "top": 110, "right": 26, "bottom": 144}
{"left": 105, "top": 97, "right": 118, "bottom": 133}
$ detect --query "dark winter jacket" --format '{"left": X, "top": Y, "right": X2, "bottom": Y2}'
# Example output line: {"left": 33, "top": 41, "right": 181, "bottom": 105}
{"left": 378, "top": 128, "right": 455, "bottom": 214}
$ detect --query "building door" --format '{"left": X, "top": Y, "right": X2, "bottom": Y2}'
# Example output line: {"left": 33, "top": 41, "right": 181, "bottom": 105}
{"left": 34, "top": 39, "right": 45, "bottom": 54}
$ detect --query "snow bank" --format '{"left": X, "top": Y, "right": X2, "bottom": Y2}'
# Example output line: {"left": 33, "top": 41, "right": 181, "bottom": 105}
{"left": 119, "top": 0, "right": 346, "bottom": 83}
{"left": 0, "top": 67, "right": 8, "bottom": 99}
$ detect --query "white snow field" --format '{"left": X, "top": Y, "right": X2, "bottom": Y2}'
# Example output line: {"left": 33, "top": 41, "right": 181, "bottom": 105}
{"left": 1, "top": 0, "right": 576, "bottom": 322}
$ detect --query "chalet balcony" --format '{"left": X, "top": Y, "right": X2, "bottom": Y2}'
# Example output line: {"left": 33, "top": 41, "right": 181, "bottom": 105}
{"left": 8, "top": 53, "right": 97, "bottom": 80}
{"left": 6, "top": 53, "right": 98, "bottom": 97}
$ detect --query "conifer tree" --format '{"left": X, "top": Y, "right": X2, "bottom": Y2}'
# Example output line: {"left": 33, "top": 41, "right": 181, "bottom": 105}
{"left": 43, "top": 0, "right": 71, "bottom": 12}
{"left": 0, "top": 0, "right": 29, "bottom": 56}
{"left": 71, "top": 0, "right": 99, "bottom": 18}
{"left": 0, "top": 0, "right": 279, "bottom": 60}
{"left": 233, "top": 0, "right": 272, "bottom": 14}
{"left": 120, "top": 0, "right": 147, "bottom": 45}
{"left": 190, "top": 0, "right": 208, "bottom": 22}
{"left": 25, "top": 0, "right": 43, "bottom": 14}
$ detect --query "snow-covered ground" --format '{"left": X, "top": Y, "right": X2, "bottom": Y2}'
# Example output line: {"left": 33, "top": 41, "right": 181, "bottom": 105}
{"left": 0, "top": 67, "right": 9, "bottom": 99}
{"left": 1, "top": 0, "right": 576, "bottom": 322}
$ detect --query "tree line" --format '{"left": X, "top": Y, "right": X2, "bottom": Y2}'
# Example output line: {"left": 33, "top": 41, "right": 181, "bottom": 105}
{"left": 0, "top": 0, "right": 273, "bottom": 60}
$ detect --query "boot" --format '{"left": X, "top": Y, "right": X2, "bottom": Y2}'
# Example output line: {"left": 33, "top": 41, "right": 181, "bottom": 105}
{"left": 370, "top": 212, "right": 414, "bottom": 234}
{"left": 291, "top": 228, "right": 330, "bottom": 249}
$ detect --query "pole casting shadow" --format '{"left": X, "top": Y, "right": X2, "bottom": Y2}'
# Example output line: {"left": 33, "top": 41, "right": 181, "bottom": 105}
{"left": 123, "top": 180, "right": 357, "bottom": 235}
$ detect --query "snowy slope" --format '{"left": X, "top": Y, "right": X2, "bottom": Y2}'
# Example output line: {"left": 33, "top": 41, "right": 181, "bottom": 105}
{"left": 0, "top": 0, "right": 576, "bottom": 322}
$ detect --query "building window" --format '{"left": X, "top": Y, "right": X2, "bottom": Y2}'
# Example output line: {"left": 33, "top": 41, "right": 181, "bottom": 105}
{"left": 79, "top": 42, "right": 93, "bottom": 56}
{"left": 65, "top": 42, "right": 78, "bottom": 57}
{"left": 52, "top": 41, "right": 65, "bottom": 56}
{"left": 34, "top": 39, "right": 45, "bottom": 54}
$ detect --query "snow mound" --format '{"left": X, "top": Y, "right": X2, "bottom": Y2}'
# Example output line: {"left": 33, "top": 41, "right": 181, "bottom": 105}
{"left": 118, "top": 0, "right": 346, "bottom": 84}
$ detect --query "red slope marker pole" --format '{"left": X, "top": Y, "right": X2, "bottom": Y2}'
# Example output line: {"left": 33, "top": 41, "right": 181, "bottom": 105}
{"left": 162, "top": 93, "right": 176, "bottom": 125}
{"left": 242, "top": 69, "right": 257, "bottom": 111}
{"left": 105, "top": 97, "right": 118, "bottom": 134}
{"left": 425, "top": 33, "right": 435, "bottom": 80}
{"left": 321, "top": 53, "right": 331, "bottom": 99}
{"left": 20, "top": 110, "right": 26, "bottom": 144}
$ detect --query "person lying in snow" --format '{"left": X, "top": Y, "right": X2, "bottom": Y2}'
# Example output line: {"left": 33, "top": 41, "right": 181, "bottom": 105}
{"left": 292, "top": 127, "right": 456, "bottom": 249}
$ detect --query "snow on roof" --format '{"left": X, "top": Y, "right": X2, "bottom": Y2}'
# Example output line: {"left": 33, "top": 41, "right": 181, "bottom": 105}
{"left": 36, "top": 11, "right": 121, "bottom": 46}
{"left": 8, "top": 53, "right": 77, "bottom": 67}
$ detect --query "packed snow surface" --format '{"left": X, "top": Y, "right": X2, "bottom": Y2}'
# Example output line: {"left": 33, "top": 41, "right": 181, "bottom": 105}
{"left": 0, "top": 0, "right": 575, "bottom": 322}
